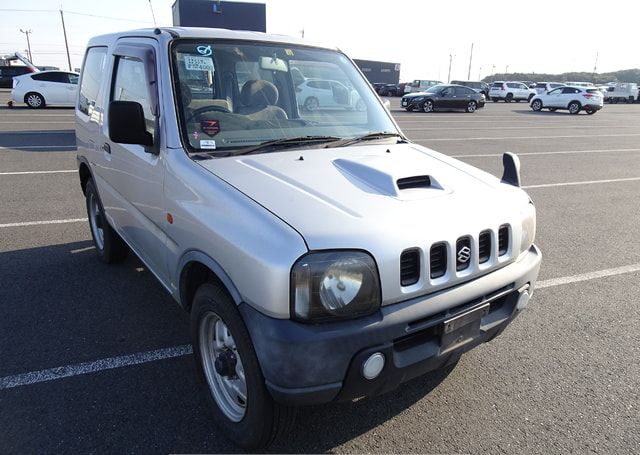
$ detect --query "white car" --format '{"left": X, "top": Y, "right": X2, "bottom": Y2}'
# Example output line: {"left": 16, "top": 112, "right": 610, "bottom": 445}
{"left": 529, "top": 86, "right": 603, "bottom": 114}
{"left": 296, "top": 78, "right": 364, "bottom": 111}
{"left": 11, "top": 70, "right": 79, "bottom": 108}
{"left": 534, "top": 82, "right": 564, "bottom": 94}
{"left": 489, "top": 81, "right": 536, "bottom": 103}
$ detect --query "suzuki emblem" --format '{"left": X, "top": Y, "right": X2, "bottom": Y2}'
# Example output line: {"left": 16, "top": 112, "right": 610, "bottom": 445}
{"left": 457, "top": 245, "right": 471, "bottom": 263}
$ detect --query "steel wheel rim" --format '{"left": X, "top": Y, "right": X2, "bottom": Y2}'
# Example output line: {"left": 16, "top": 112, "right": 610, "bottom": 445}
{"left": 88, "top": 192, "right": 104, "bottom": 250}
{"left": 199, "top": 311, "right": 247, "bottom": 422}
{"left": 28, "top": 94, "right": 41, "bottom": 107}
{"left": 423, "top": 101, "right": 433, "bottom": 112}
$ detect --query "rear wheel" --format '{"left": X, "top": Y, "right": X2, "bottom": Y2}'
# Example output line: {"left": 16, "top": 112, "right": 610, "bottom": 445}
{"left": 25, "top": 92, "right": 45, "bottom": 109}
{"left": 191, "top": 284, "right": 295, "bottom": 449}
{"left": 85, "top": 179, "right": 128, "bottom": 263}
{"left": 568, "top": 101, "right": 581, "bottom": 114}
{"left": 531, "top": 99, "right": 543, "bottom": 111}
{"left": 466, "top": 100, "right": 477, "bottom": 113}
{"left": 422, "top": 99, "right": 434, "bottom": 113}
{"left": 505, "top": 93, "right": 513, "bottom": 103}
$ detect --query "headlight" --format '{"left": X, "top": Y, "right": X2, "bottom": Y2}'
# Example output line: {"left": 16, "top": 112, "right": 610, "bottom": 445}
{"left": 520, "top": 201, "right": 537, "bottom": 254}
{"left": 291, "top": 251, "right": 381, "bottom": 322}
{"left": 413, "top": 96, "right": 425, "bottom": 102}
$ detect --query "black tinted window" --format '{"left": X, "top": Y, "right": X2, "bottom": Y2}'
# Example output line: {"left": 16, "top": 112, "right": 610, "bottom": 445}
{"left": 78, "top": 47, "right": 107, "bottom": 115}
{"left": 455, "top": 86, "right": 474, "bottom": 95}
{"left": 561, "top": 87, "right": 579, "bottom": 94}
{"left": 31, "top": 72, "right": 63, "bottom": 82}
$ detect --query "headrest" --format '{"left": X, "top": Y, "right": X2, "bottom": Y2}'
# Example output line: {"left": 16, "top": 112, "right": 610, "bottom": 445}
{"left": 240, "top": 80, "right": 278, "bottom": 107}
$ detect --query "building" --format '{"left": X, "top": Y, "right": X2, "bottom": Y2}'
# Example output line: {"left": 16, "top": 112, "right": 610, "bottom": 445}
{"left": 172, "top": 0, "right": 266, "bottom": 32}
{"left": 353, "top": 59, "right": 401, "bottom": 85}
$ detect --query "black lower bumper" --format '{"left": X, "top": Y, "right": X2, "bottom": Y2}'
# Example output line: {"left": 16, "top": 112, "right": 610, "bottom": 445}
{"left": 240, "top": 245, "right": 541, "bottom": 406}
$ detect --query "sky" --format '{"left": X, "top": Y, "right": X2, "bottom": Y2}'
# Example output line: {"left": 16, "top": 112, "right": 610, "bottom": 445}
{"left": 1, "top": 0, "right": 639, "bottom": 81}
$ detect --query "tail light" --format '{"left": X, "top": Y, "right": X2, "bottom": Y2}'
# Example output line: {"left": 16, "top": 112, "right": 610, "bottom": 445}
{"left": 583, "top": 93, "right": 594, "bottom": 99}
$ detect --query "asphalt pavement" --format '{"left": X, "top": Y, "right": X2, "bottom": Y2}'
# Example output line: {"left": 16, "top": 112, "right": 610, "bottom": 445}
{"left": 1, "top": 90, "right": 639, "bottom": 454}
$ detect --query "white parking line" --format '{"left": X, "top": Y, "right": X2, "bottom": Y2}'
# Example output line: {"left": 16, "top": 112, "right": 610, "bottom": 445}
{"left": 414, "top": 133, "right": 640, "bottom": 142}
{"left": 451, "top": 148, "right": 640, "bottom": 158}
{"left": 523, "top": 177, "right": 640, "bottom": 189}
{"left": 1, "top": 263, "right": 639, "bottom": 390}
{"left": 0, "top": 218, "right": 87, "bottom": 228}
{"left": 0, "top": 345, "right": 193, "bottom": 390}
{"left": 0, "top": 146, "right": 76, "bottom": 151}
{"left": 0, "top": 170, "right": 75, "bottom": 175}
{"left": 536, "top": 263, "right": 640, "bottom": 289}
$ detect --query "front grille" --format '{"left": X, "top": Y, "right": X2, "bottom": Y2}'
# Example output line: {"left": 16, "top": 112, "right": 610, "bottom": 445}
{"left": 456, "top": 236, "right": 472, "bottom": 271}
{"left": 478, "top": 230, "right": 491, "bottom": 263}
{"left": 498, "top": 225, "right": 510, "bottom": 256}
{"left": 400, "top": 249, "right": 420, "bottom": 286}
{"left": 430, "top": 243, "right": 447, "bottom": 279}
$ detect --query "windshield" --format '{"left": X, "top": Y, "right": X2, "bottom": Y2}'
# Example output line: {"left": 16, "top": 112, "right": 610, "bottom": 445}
{"left": 424, "top": 84, "right": 444, "bottom": 93}
{"left": 171, "top": 40, "right": 398, "bottom": 153}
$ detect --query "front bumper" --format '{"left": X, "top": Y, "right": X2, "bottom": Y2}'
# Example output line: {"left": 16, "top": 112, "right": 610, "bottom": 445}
{"left": 241, "top": 244, "right": 542, "bottom": 406}
{"left": 401, "top": 97, "right": 423, "bottom": 109}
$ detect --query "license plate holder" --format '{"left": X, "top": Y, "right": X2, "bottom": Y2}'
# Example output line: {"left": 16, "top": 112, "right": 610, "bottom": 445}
{"left": 440, "top": 303, "right": 490, "bottom": 354}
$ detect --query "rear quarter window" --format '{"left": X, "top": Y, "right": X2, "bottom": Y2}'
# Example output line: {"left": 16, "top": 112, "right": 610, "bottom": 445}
{"left": 78, "top": 47, "right": 108, "bottom": 115}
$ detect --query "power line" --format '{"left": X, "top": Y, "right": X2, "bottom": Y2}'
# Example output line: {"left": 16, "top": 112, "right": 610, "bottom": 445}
{"left": 0, "top": 8, "right": 155, "bottom": 24}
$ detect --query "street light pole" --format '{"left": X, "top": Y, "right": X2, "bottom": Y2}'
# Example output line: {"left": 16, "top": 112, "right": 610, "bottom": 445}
{"left": 59, "top": 10, "right": 72, "bottom": 71}
{"left": 447, "top": 54, "right": 453, "bottom": 83}
{"left": 467, "top": 43, "right": 474, "bottom": 80}
{"left": 19, "top": 29, "right": 33, "bottom": 63}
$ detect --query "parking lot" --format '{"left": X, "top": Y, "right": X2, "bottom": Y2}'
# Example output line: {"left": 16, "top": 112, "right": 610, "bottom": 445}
{"left": 1, "top": 89, "right": 639, "bottom": 453}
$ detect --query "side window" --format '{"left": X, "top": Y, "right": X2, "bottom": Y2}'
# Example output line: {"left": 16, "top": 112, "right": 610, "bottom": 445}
{"left": 561, "top": 87, "right": 578, "bottom": 94}
{"left": 32, "top": 73, "right": 55, "bottom": 82}
{"left": 112, "top": 56, "right": 154, "bottom": 136}
{"left": 78, "top": 47, "right": 107, "bottom": 115}
{"left": 442, "top": 87, "right": 454, "bottom": 96}
{"left": 454, "top": 86, "right": 472, "bottom": 95}
{"left": 548, "top": 88, "right": 562, "bottom": 95}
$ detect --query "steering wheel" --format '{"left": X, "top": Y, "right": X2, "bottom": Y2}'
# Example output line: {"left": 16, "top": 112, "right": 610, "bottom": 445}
{"left": 186, "top": 105, "right": 231, "bottom": 122}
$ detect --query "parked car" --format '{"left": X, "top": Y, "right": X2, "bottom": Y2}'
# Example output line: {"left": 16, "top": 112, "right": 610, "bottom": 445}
{"left": 11, "top": 70, "right": 79, "bottom": 108}
{"left": 529, "top": 86, "right": 603, "bottom": 114}
{"left": 0, "top": 65, "right": 32, "bottom": 88}
{"left": 404, "top": 79, "right": 442, "bottom": 94}
{"left": 378, "top": 83, "right": 401, "bottom": 96}
{"left": 296, "top": 78, "right": 364, "bottom": 111}
{"left": 450, "top": 80, "right": 490, "bottom": 98}
{"left": 534, "top": 82, "right": 564, "bottom": 94}
{"left": 401, "top": 84, "right": 486, "bottom": 113}
{"left": 605, "top": 82, "right": 638, "bottom": 103}
{"left": 76, "top": 27, "right": 541, "bottom": 450}
{"left": 372, "top": 82, "right": 386, "bottom": 93}
{"left": 489, "top": 81, "right": 536, "bottom": 103}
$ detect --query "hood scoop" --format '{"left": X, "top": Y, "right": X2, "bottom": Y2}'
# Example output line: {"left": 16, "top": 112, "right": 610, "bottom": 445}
{"left": 333, "top": 154, "right": 449, "bottom": 200}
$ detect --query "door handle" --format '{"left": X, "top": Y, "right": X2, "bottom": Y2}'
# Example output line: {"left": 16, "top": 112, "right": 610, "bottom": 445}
{"left": 102, "top": 143, "right": 111, "bottom": 154}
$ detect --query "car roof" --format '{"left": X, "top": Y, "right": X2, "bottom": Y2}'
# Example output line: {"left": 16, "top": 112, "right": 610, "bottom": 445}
{"left": 87, "top": 26, "right": 335, "bottom": 51}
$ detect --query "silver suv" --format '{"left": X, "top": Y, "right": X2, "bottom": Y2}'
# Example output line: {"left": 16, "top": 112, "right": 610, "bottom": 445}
{"left": 76, "top": 27, "right": 542, "bottom": 449}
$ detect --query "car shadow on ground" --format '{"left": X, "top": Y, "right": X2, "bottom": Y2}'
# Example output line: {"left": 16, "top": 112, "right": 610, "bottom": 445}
{"left": 0, "top": 129, "right": 76, "bottom": 152}
{"left": 513, "top": 109, "right": 574, "bottom": 116}
{"left": 0, "top": 238, "right": 457, "bottom": 453}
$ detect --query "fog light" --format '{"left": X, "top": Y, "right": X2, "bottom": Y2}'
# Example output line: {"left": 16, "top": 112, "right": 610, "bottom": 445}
{"left": 517, "top": 290, "right": 530, "bottom": 310}
{"left": 362, "top": 352, "right": 385, "bottom": 380}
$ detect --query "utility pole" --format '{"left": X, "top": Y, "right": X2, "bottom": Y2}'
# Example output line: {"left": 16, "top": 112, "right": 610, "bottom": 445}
{"left": 505, "top": 64, "right": 509, "bottom": 75}
{"left": 59, "top": 10, "right": 72, "bottom": 71}
{"left": 491, "top": 64, "right": 495, "bottom": 76}
{"left": 19, "top": 29, "right": 33, "bottom": 63}
{"left": 478, "top": 66, "right": 482, "bottom": 80}
{"left": 447, "top": 54, "right": 453, "bottom": 83}
{"left": 592, "top": 51, "right": 599, "bottom": 82}
{"left": 467, "top": 43, "right": 474, "bottom": 80}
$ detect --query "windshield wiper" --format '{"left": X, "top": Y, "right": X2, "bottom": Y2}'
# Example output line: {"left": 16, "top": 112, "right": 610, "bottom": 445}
{"left": 231, "top": 135, "right": 342, "bottom": 156}
{"left": 324, "top": 132, "right": 407, "bottom": 148}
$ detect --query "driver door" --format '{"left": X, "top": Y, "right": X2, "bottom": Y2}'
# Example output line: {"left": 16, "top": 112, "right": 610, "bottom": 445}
{"left": 103, "top": 38, "right": 168, "bottom": 282}
{"left": 438, "top": 87, "right": 456, "bottom": 108}
{"left": 545, "top": 88, "right": 564, "bottom": 107}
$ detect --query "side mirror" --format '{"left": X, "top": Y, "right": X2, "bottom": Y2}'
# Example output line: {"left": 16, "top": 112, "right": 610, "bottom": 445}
{"left": 108, "top": 101, "right": 153, "bottom": 148}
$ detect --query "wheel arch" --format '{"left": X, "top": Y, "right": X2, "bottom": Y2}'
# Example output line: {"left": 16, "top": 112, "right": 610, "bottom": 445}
{"left": 24, "top": 91, "right": 45, "bottom": 105}
{"left": 78, "top": 159, "right": 92, "bottom": 195}
{"left": 178, "top": 250, "right": 243, "bottom": 312}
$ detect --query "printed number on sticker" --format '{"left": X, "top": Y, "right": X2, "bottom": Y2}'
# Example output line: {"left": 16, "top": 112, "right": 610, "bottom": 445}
{"left": 185, "top": 55, "right": 214, "bottom": 71}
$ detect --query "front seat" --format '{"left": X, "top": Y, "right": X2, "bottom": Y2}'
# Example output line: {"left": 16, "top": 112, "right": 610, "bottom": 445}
{"left": 236, "top": 80, "right": 288, "bottom": 121}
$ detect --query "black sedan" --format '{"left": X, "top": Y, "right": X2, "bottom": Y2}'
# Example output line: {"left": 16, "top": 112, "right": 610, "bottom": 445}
{"left": 401, "top": 84, "right": 486, "bottom": 113}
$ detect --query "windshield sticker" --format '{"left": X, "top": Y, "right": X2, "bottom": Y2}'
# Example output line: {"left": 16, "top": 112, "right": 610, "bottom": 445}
{"left": 200, "top": 139, "right": 216, "bottom": 149}
{"left": 284, "top": 49, "right": 294, "bottom": 56}
{"left": 200, "top": 120, "right": 220, "bottom": 137}
{"left": 184, "top": 55, "right": 214, "bottom": 71}
{"left": 196, "top": 45, "right": 212, "bottom": 56}
{"left": 192, "top": 131, "right": 199, "bottom": 140}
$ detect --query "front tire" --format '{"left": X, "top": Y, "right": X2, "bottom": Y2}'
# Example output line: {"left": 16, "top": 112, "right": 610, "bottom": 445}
{"left": 85, "top": 179, "right": 128, "bottom": 264}
{"left": 25, "top": 92, "right": 45, "bottom": 109}
{"left": 568, "top": 101, "right": 581, "bottom": 114}
{"left": 191, "top": 284, "right": 295, "bottom": 450}
{"left": 422, "top": 99, "right": 434, "bottom": 113}
{"left": 303, "top": 96, "right": 319, "bottom": 111}
{"left": 531, "top": 99, "right": 543, "bottom": 111}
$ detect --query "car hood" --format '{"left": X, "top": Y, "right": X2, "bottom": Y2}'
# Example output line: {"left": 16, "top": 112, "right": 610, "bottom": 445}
{"left": 403, "top": 91, "right": 433, "bottom": 99}
{"left": 198, "top": 143, "right": 529, "bottom": 252}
